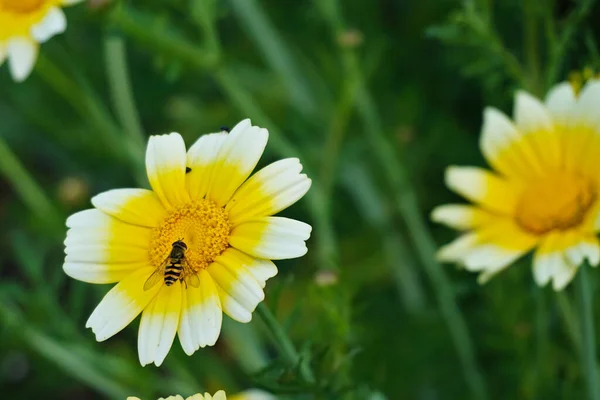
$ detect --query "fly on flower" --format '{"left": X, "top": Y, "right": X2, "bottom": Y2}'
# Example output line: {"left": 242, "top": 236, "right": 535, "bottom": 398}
{"left": 64, "top": 119, "right": 312, "bottom": 366}
{"left": 0, "top": 0, "right": 84, "bottom": 82}
{"left": 143, "top": 239, "right": 200, "bottom": 290}
{"left": 432, "top": 80, "right": 600, "bottom": 290}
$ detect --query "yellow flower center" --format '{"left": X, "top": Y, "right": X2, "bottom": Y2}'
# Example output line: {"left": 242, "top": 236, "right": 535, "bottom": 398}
{"left": 149, "top": 199, "right": 232, "bottom": 272}
{"left": 515, "top": 172, "right": 596, "bottom": 235}
{"left": 0, "top": 0, "right": 45, "bottom": 13}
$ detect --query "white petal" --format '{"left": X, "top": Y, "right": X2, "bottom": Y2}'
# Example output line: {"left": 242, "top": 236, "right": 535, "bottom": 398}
{"left": 65, "top": 239, "right": 150, "bottom": 264}
{"left": 552, "top": 261, "right": 578, "bottom": 291}
{"left": 229, "top": 389, "right": 277, "bottom": 400}
{"left": 565, "top": 236, "right": 600, "bottom": 268}
{"left": 226, "top": 158, "right": 311, "bottom": 225}
{"left": 178, "top": 270, "right": 222, "bottom": 355}
{"left": 216, "top": 288, "right": 252, "bottom": 323}
{"left": 229, "top": 217, "right": 312, "bottom": 260}
{"left": 64, "top": 209, "right": 151, "bottom": 264}
{"left": 138, "top": 283, "right": 182, "bottom": 366}
{"left": 85, "top": 268, "right": 158, "bottom": 341}
{"left": 63, "top": 261, "right": 147, "bottom": 284}
{"left": 514, "top": 90, "right": 554, "bottom": 135}
{"left": 479, "top": 107, "right": 543, "bottom": 178}
{"left": 206, "top": 119, "right": 269, "bottom": 207}
{"left": 468, "top": 245, "right": 528, "bottom": 284}
{"left": 430, "top": 204, "right": 490, "bottom": 230}
{"left": 7, "top": 38, "right": 38, "bottom": 82}
{"left": 437, "top": 232, "right": 479, "bottom": 263}
{"left": 209, "top": 257, "right": 264, "bottom": 317}
{"left": 444, "top": 166, "right": 519, "bottom": 215}
{"left": 146, "top": 133, "right": 190, "bottom": 209}
{"left": 186, "top": 132, "right": 228, "bottom": 200}
{"left": 66, "top": 209, "right": 108, "bottom": 229}
{"left": 31, "top": 7, "right": 66, "bottom": 43}
{"left": 574, "top": 79, "right": 600, "bottom": 128}
{"left": 533, "top": 234, "right": 561, "bottom": 287}
{"left": 91, "top": 188, "right": 166, "bottom": 228}
{"left": 545, "top": 82, "right": 577, "bottom": 127}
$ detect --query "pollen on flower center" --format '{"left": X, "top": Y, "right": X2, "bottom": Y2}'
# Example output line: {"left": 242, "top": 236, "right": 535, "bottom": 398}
{"left": 149, "top": 199, "right": 232, "bottom": 272}
{"left": 515, "top": 172, "right": 596, "bottom": 235}
{"left": 0, "top": 0, "right": 45, "bottom": 13}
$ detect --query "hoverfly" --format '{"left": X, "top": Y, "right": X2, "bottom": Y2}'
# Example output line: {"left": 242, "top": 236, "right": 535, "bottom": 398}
{"left": 144, "top": 239, "right": 200, "bottom": 290}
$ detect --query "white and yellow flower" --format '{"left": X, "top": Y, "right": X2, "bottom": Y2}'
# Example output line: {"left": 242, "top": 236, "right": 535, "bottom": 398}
{"left": 64, "top": 119, "right": 312, "bottom": 366}
{"left": 432, "top": 80, "right": 600, "bottom": 290}
{"left": 127, "top": 389, "right": 275, "bottom": 400}
{"left": 127, "top": 391, "right": 226, "bottom": 400}
{"left": 229, "top": 389, "right": 276, "bottom": 400}
{"left": 0, "top": 0, "right": 83, "bottom": 82}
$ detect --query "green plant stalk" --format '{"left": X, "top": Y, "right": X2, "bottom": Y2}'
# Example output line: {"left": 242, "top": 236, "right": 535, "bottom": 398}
{"left": 534, "top": 286, "right": 550, "bottom": 398}
{"left": 524, "top": 0, "right": 542, "bottom": 95}
{"left": 190, "top": 0, "right": 221, "bottom": 56}
{"left": 104, "top": 33, "right": 146, "bottom": 149}
{"left": 395, "top": 189, "right": 488, "bottom": 400}
{"left": 320, "top": 78, "right": 359, "bottom": 201}
{"left": 557, "top": 291, "right": 582, "bottom": 352}
{"left": 318, "top": 1, "right": 488, "bottom": 398}
{"left": 0, "top": 301, "right": 133, "bottom": 398}
{"left": 545, "top": 0, "right": 597, "bottom": 89}
{"left": 576, "top": 265, "right": 600, "bottom": 400}
{"left": 0, "top": 136, "right": 63, "bottom": 232}
{"left": 256, "top": 303, "right": 316, "bottom": 385}
{"left": 35, "top": 54, "right": 120, "bottom": 144}
{"left": 341, "top": 162, "right": 426, "bottom": 314}
{"left": 35, "top": 54, "right": 146, "bottom": 185}
{"left": 461, "top": 2, "right": 526, "bottom": 85}
{"left": 109, "top": 4, "right": 219, "bottom": 71}
{"left": 227, "top": 0, "right": 315, "bottom": 117}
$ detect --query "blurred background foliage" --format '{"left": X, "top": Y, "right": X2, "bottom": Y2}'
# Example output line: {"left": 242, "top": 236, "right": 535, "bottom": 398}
{"left": 1, "top": 0, "right": 599, "bottom": 399}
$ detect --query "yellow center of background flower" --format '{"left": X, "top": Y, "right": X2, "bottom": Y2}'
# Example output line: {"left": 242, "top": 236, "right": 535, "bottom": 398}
{"left": 515, "top": 172, "right": 596, "bottom": 234}
{"left": 0, "top": 0, "right": 45, "bottom": 13}
{"left": 149, "top": 199, "right": 232, "bottom": 272}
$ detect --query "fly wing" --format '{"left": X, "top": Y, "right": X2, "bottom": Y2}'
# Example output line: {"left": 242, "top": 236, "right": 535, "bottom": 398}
{"left": 143, "top": 257, "right": 168, "bottom": 291}
{"left": 182, "top": 259, "right": 200, "bottom": 288}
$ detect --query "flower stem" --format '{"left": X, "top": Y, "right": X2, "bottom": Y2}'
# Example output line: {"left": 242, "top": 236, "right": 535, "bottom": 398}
{"left": 577, "top": 265, "right": 600, "bottom": 400}
{"left": 256, "top": 303, "right": 316, "bottom": 385}
{"left": 0, "top": 136, "right": 63, "bottom": 233}
{"left": 317, "top": 2, "right": 488, "bottom": 398}
{"left": 545, "top": 0, "right": 597, "bottom": 89}
{"left": 35, "top": 53, "right": 146, "bottom": 186}
{"left": 103, "top": 32, "right": 146, "bottom": 149}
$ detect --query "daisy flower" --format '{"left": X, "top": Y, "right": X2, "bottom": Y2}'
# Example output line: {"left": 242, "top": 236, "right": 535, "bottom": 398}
{"left": 127, "top": 391, "right": 226, "bottom": 400}
{"left": 64, "top": 119, "right": 312, "bottom": 366}
{"left": 127, "top": 389, "right": 275, "bottom": 400}
{"left": 432, "top": 80, "right": 600, "bottom": 290}
{"left": 0, "top": 0, "right": 84, "bottom": 82}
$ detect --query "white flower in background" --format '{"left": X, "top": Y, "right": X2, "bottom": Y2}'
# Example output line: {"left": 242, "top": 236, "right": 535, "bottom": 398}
{"left": 432, "top": 80, "right": 600, "bottom": 290}
{"left": 126, "top": 389, "right": 276, "bottom": 400}
{"left": 0, "top": 0, "right": 84, "bottom": 82}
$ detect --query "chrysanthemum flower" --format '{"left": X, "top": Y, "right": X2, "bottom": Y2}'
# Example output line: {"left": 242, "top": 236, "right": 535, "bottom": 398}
{"left": 126, "top": 389, "right": 274, "bottom": 400}
{"left": 64, "top": 119, "right": 312, "bottom": 366}
{"left": 127, "top": 391, "right": 226, "bottom": 400}
{"left": 432, "top": 80, "right": 600, "bottom": 290}
{"left": 0, "top": 0, "right": 83, "bottom": 82}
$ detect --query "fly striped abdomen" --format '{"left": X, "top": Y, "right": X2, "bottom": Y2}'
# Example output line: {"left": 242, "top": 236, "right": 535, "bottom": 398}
{"left": 164, "top": 262, "right": 183, "bottom": 286}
